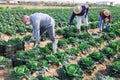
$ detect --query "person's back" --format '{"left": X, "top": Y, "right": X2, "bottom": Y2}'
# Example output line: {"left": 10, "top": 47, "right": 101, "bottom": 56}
{"left": 30, "top": 13, "right": 53, "bottom": 28}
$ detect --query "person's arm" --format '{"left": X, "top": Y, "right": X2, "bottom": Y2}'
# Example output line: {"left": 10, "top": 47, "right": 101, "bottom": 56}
{"left": 32, "top": 19, "right": 40, "bottom": 44}
{"left": 69, "top": 12, "right": 76, "bottom": 25}
{"left": 85, "top": 4, "right": 89, "bottom": 15}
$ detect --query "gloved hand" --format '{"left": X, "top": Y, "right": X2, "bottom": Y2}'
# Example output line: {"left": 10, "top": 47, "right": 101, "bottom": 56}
{"left": 69, "top": 25, "right": 73, "bottom": 29}
{"left": 33, "top": 42, "right": 39, "bottom": 48}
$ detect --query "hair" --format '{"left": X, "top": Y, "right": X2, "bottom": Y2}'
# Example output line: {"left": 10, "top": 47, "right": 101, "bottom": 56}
{"left": 21, "top": 15, "right": 29, "bottom": 20}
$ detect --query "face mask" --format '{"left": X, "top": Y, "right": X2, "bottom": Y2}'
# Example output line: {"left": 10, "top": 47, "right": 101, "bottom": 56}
{"left": 25, "top": 21, "right": 31, "bottom": 25}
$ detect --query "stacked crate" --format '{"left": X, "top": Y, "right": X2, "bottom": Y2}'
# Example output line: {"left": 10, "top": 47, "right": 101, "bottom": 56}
{"left": 0, "top": 38, "right": 24, "bottom": 58}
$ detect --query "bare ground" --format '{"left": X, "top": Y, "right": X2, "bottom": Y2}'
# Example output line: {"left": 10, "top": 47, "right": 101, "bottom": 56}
{"left": 0, "top": 28, "right": 120, "bottom": 80}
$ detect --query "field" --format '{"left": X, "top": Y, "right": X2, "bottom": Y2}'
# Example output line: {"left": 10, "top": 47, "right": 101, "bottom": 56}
{"left": 0, "top": 6, "right": 120, "bottom": 80}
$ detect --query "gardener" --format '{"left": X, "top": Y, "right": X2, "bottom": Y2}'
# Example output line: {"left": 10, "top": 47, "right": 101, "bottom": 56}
{"left": 69, "top": 4, "right": 89, "bottom": 33}
{"left": 99, "top": 9, "right": 111, "bottom": 32}
{"left": 21, "top": 13, "right": 57, "bottom": 53}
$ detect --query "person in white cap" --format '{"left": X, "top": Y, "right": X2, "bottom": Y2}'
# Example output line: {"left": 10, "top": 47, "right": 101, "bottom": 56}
{"left": 99, "top": 9, "right": 111, "bottom": 32}
{"left": 21, "top": 13, "right": 57, "bottom": 53}
{"left": 69, "top": 4, "right": 89, "bottom": 33}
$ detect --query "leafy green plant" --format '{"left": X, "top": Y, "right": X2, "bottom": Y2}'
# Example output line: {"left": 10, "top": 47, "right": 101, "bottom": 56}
{"left": 108, "top": 42, "right": 119, "bottom": 53}
{"left": 0, "top": 56, "right": 11, "bottom": 69}
{"left": 58, "top": 64, "right": 83, "bottom": 80}
{"left": 39, "top": 47, "right": 52, "bottom": 55}
{"left": 5, "top": 29, "right": 13, "bottom": 36}
{"left": 106, "top": 61, "right": 120, "bottom": 77}
{"left": 23, "top": 35, "right": 32, "bottom": 42}
{"left": 101, "top": 47, "right": 115, "bottom": 59}
{"left": 71, "top": 47, "right": 80, "bottom": 55}
{"left": 55, "top": 52, "right": 66, "bottom": 64}
{"left": 56, "top": 29, "right": 63, "bottom": 35}
{"left": 68, "top": 37, "right": 77, "bottom": 46}
{"left": 95, "top": 38, "right": 104, "bottom": 45}
{"left": 46, "top": 42, "right": 52, "bottom": 51}
{"left": 77, "top": 42, "right": 90, "bottom": 54}
{"left": 89, "top": 52, "right": 105, "bottom": 63}
{"left": 78, "top": 57, "right": 96, "bottom": 74}
{"left": 91, "top": 73, "right": 115, "bottom": 80}
{"left": 102, "top": 34, "right": 111, "bottom": 41}
{"left": 70, "top": 26, "right": 78, "bottom": 33}
{"left": 58, "top": 39, "right": 68, "bottom": 49}
{"left": 27, "top": 61, "right": 41, "bottom": 72}
{"left": 108, "top": 32, "right": 116, "bottom": 39}
{"left": 77, "top": 32, "right": 93, "bottom": 42}
{"left": 115, "top": 29, "right": 120, "bottom": 37}
{"left": 7, "top": 65, "right": 31, "bottom": 80}
{"left": 89, "top": 39, "right": 99, "bottom": 47}
{"left": 46, "top": 55, "right": 58, "bottom": 65}
{"left": 65, "top": 49, "right": 76, "bottom": 60}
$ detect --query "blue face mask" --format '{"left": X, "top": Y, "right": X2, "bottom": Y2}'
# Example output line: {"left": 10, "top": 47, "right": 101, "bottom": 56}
{"left": 25, "top": 21, "right": 31, "bottom": 25}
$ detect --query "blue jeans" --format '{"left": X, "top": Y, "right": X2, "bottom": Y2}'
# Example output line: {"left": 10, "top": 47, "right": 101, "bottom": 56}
{"left": 99, "top": 16, "right": 104, "bottom": 29}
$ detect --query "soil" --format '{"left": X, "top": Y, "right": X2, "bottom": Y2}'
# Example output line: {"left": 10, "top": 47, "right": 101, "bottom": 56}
{"left": 0, "top": 69, "right": 9, "bottom": 80}
{"left": 0, "top": 28, "right": 120, "bottom": 80}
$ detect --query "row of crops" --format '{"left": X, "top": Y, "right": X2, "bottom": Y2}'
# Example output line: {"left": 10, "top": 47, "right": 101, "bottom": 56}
{"left": 0, "top": 7, "right": 120, "bottom": 36}
{"left": 0, "top": 23, "right": 120, "bottom": 80}
{"left": 0, "top": 6, "right": 120, "bottom": 80}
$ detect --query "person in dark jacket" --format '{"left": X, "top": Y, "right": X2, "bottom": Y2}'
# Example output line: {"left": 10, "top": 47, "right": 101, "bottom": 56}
{"left": 69, "top": 4, "right": 89, "bottom": 33}
{"left": 99, "top": 9, "right": 111, "bottom": 32}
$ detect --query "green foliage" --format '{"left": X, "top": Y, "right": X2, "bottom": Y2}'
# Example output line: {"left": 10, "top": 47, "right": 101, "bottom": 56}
{"left": 55, "top": 52, "right": 66, "bottom": 64}
{"left": 0, "top": 56, "right": 11, "bottom": 69}
{"left": 78, "top": 57, "right": 96, "bottom": 74}
{"left": 95, "top": 38, "right": 104, "bottom": 45}
{"left": 101, "top": 47, "right": 115, "bottom": 59}
{"left": 46, "top": 42, "right": 52, "bottom": 51}
{"left": 65, "top": 49, "right": 76, "bottom": 60}
{"left": 89, "top": 52, "right": 105, "bottom": 63}
{"left": 89, "top": 39, "right": 99, "bottom": 47}
{"left": 7, "top": 65, "right": 30, "bottom": 80}
{"left": 58, "top": 64, "right": 83, "bottom": 80}
{"left": 68, "top": 37, "right": 77, "bottom": 46}
{"left": 46, "top": 55, "right": 58, "bottom": 65}
{"left": 23, "top": 35, "right": 32, "bottom": 41}
{"left": 115, "top": 29, "right": 120, "bottom": 37}
{"left": 108, "top": 42, "right": 119, "bottom": 53}
{"left": 58, "top": 39, "right": 68, "bottom": 48}
{"left": 106, "top": 61, "right": 120, "bottom": 77}
{"left": 77, "top": 32, "right": 93, "bottom": 42}
{"left": 92, "top": 73, "right": 115, "bottom": 80}
{"left": 27, "top": 61, "right": 41, "bottom": 72}
{"left": 77, "top": 42, "right": 90, "bottom": 54}
{"left": 56, "top": 29, "right": 63, "bottom": 35}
